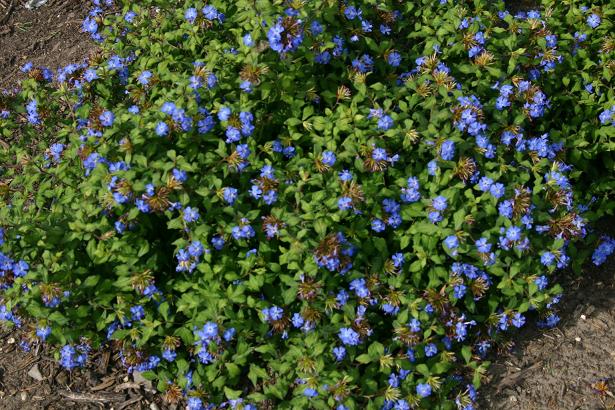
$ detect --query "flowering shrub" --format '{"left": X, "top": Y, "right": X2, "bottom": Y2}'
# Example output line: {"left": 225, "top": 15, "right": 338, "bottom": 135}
{"left": 0, "top": 0, "right": 613, "bottom": 409}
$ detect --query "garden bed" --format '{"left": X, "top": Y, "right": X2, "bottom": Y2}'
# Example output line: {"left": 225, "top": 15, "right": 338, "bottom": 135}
{"left": 0, "top": 1, "right": 613, "bottom": 409}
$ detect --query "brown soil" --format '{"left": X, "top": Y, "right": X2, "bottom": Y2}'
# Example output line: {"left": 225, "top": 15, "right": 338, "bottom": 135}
{"left": 482, "top": 221, "right": 615, "bottom": 409}
{"left": 0, "top": 0, "right": 93, "bottom": 89}
{"left": 0, "top": 332, "right": 169, "bottom": 410}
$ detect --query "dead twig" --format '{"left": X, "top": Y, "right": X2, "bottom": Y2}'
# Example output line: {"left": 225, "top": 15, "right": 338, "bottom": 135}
{"left": 58, "top": 390, "right": 125, "bottom": 403}
{"left": 0, "top": 0, "right": 14, "bottom": 26}
{"left": 117, "top": 396, "right": 143, "bottom": 410}
{"left": 7, "top": 356, "right": 39, "bottom": 375}
{"left": 494, "top": 361, "right": 543, "bottom": 394}
{"left": 90, "top": 377, "right": 116, "bottom": 392}
{"left": 114, "top": 382, "right": 142, "bottom": 392}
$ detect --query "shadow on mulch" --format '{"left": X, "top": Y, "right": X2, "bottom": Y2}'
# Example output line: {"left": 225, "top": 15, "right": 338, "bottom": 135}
{"left": 481, "top": 219, "right": 615, "bottom": 409}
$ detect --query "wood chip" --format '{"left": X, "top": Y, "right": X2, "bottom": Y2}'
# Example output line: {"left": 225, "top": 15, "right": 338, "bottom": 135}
{"left": 114, "top": 382, "right": 141, "bottom": 392}
{"left": 27, "top": 364, "right": 44, "bottom": 381}
{"left": 91, "top": 377, "right": 116, "bottom": 392}
{"left": 117, "top": 396, "right": 142, "bottom": 410}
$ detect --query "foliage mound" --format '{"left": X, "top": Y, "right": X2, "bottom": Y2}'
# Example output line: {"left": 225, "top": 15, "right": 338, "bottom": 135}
{"left": 0, "top": 0, "right": 613, "bottom": 409}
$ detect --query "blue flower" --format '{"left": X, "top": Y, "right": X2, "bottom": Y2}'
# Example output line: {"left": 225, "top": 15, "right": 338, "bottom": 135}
{"left": 333, "top": 346, "right": 346, "bottom": 361}
{"left": 416, "top": 383, "right": 432, "bottom": 398}
{"left": 225, "top": 126, "right": 241, "bottom": 143}
{"left": 243, "top": 33, "right": 253, "bottom": 47}
{"left": 99, "top": 110, "right": 115, "bottom": 127}
{"left": 440, "top": 140, "right": 455, "bottom": 161}
{"left": 352, "top": 54, "right": 373, "bottom": 73}
{"left": 344, "top": 6, "right": 360, "bottom": 20}
{"left": 303, "top": 388, "right": 318, "bottom": 398}
{"left": 545, "top": 34, "right": 557, "bottom": 48}
{"left": 339, "top": 170, "right": 353, "bottom": 181}
{"left": 291, "top": 313, "right": 304, "bottom": 328}
{"left": 380, "top": 24, "right": 391, "bottom": 35}
{"left": 240, "top": 80, "right": 253, "bottom": 93}
{"left": 315, "top": 51, "right": 331, "bottom": 64}
{"left": 427, "top": 159, "right": 439, "bottom": 176}
{"left": 599, "top": 107, "right": 614, "bottom": 125}
{"left": 196, "top": 322, "right": 219, "bottom": 340}
{"left": 535, "top": 275, "right": 548, "bottom": 290}
{"left": 321, "top": 151, "right": 336, "bottom": 167}
{"left": 202, "top": 5, "right": 220, "bottom": 21}
{"left": 377, "top": 115, "right": 394, "bottom": 131}
{"left": 188, "top": 241, "right": 204, "bottom": 258}
{"left": 409, "top": 318, "right": 421, "bottom": 332}
{"left": 489, "top": 183, "right": 505, "bottom": 199}
{"left": 155, "top": 121, "right": 169, "bottom": 136}
{"left": 511, "top": 312, "right": 526, "bottom": 328}
{"left": 310, "top": 20, "right": 323, "bottom": 35}
{"left": 12, "top": 260, "right": 29, "bottom": 277}
{"left": 338, "top": 197, "right": 352, "bottom": 210}
{"left": 432, "top": 196, "right": 448, "bottom": 211}
{"left": 223, "top": 187, "right": 238, "bottom": 205}
{"left": 82, "top": 17, "right": 98, "bottom": 34}
{"left": 371, "top": 148, "right": 387, "bottom": 161}
{"left": 505, "top": 226, "right": 522, "bottom": 242}
{"left": 391, "top": 253, "right": 405, "bottom": 268}
{"left": 540, "top": 251, "right": 555, "bottom": 267}
{"left": 387, "top": 51, "right": 401, "bottom": 67}
{"left": 212, "top": 235, "right": 225, "bottom": 250}
{"left": 218, "top": 106, "right": 231, "bottom": 121}
{"left": 538, "top": 313, "right": 560, "bottom": 328}
{"left": 184, "top": 7, "right": 198, "bottom": 24}
{"left": 475, "top": 238, "right": 491, "bottom": 253}
{"left": 172, "top": 168, "right": 187, "bottom": 183}
{"left": 454, "top": 284, "right": 467, "bottom": 299}
{"left": 36, "top": 326, "right": 51, "bottom": 341}
{"left": 84, "top": 69, "right": 98, "bottom": 82}
{"left": 444, "top": 235, "right": 459, "bottom": 254}
{"left": 187, "top": 398, "right": 203, "bottom": 410}
{"left": 162, "top": 349, "right": 177, "bottom": 362}
{"left": 223, "top": 328, "right": 236, "bottom": 341}
{"left": 338, "top": 327, "right": 360, "bottom": 346}
{"left": 124, "top": 11, "right": 137, "bottom": 23}
{"left": 371, "top": 218, "right": 386, "bottom": 232}
{"left": 592, "top": 237, "right": 615, "bottom": 266}
{"left": 130, "top": 305, "right": 145, "bottom": 321}
{"left": 349, "top": 278, "right": 370, "bottom": 298}
{"left": 267, "top": 17, "right": 303, "bottom": 54}
{"left": 114, "top": 221, "right": 126, "bottom": 234}
{"left": 428, "top": 211, "right": 442, "bottom": 223}
{"left": 424, "top": 343, "right": 438, "bottom": 357}
{"left": 183, "top": 207, "right": 200, "bottom": 223}
{"left": 498, "top": 200, "right": 513, "bottom": 218}
{"left": 587, "top": 13, "right": 601, "bottom": 28}
{"left": 20, "top": 62, "right": 33, "bottom": 73}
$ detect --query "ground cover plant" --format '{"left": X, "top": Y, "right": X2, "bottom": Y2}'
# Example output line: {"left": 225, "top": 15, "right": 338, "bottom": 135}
{"left": 0, "top": 0, "right": 613, "bottom": 409}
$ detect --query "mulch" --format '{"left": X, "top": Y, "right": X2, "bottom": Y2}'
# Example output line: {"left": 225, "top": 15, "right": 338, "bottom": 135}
{"left": 0, "top": 330, "right": 169, "bottom": 410}
{"left": 0, "top": 0, "right": 93, "bottom": 89}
